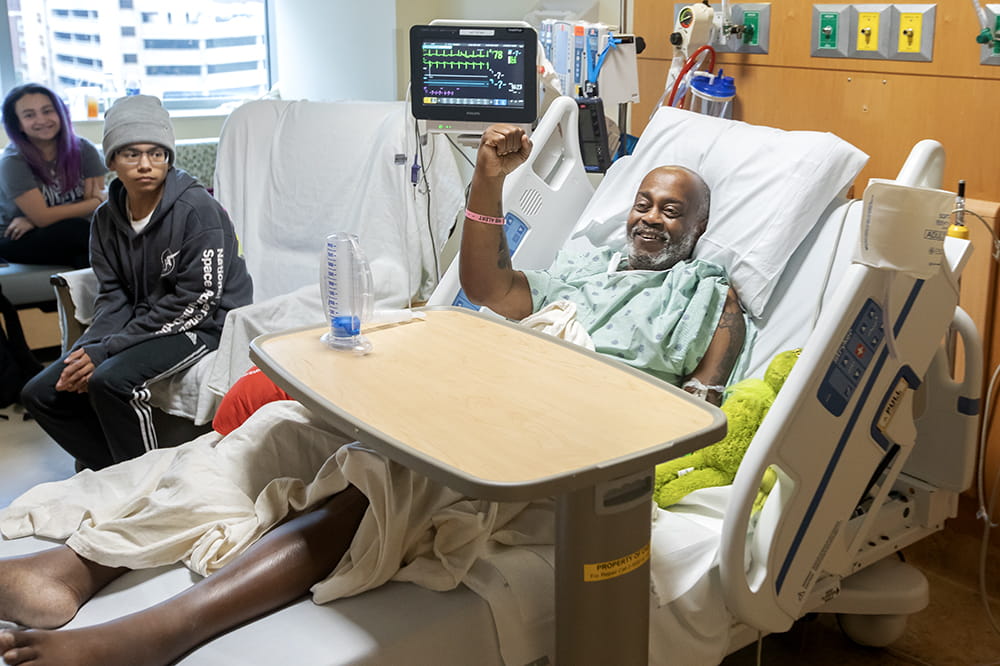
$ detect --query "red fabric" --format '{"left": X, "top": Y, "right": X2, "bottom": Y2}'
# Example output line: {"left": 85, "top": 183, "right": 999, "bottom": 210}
{"left": 212, "top": 366, "right": 292, "bottom": 435}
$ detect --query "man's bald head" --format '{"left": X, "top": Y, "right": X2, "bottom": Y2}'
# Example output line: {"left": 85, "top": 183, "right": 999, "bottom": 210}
{"left": 625, "top": 166, "right": 712, "bottom": 271}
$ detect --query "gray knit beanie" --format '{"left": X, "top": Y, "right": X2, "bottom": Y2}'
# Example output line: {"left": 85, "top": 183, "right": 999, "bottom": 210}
{"left": 102, "top": 94, "right": 175, "bottom": 167}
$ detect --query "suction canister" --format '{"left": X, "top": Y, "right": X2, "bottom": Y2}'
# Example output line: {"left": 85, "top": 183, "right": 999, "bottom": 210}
{"left": 689, "top": 69, "right": 735, "bottom": 119}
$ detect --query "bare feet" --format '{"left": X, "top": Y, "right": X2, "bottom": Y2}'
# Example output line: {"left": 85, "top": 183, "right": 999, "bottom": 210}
{"left": 0, "top": 547, "right": 125, "bottom": 630}
{"left": 0, "top": 623, "right": 168, "bottom": 666}
{"left": 0, "top": 555, "right": 83, "bottom": 629}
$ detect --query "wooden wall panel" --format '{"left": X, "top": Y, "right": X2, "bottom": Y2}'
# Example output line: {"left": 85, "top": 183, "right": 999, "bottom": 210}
{"left": 633, "top": 1, "right": 1000, "bottom": 201}
{"left": 632, "top": 0, "right": 1000, "bottom": 502}
{"left": 637, "top": 62, "right": 1000, "bottom": 199}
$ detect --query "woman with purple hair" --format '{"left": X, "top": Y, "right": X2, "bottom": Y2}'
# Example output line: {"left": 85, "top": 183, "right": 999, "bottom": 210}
{"left": 0, "top": 83, "right": 106, "bottom": 268}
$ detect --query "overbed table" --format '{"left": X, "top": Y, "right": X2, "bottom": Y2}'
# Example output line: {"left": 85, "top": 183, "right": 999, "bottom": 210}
{"left": 250, "top": 306, "right": 726, "bottom": 665}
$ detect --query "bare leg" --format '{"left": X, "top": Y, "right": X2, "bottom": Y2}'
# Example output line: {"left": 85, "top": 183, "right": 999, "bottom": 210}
{"left": 0, "top": 485, "right": 369, "bottom": 666}
{"left": 0, "top": 546, "right": 127, "bottom": 628}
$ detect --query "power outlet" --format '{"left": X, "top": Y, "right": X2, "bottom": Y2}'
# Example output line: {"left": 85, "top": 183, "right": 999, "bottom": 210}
{"left": 812, "top": 4, "right": 851, "bottom": 58}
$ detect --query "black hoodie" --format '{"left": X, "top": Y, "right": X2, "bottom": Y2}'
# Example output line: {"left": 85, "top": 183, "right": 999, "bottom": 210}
{"left": 76, "top": 168, "right": 253, "bottom": 365}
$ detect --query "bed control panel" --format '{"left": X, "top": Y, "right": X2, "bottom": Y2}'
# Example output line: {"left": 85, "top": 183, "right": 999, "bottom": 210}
{"left": 451, "top": 212, "right": 531, "bottom": 310}
{"left": 817, "top": 298, "right": 884, "bottom": 416}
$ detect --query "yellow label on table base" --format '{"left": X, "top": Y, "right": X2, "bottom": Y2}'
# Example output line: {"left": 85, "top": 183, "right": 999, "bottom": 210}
{"left": 583, "top": 543, "right": 650, "bottom": 582}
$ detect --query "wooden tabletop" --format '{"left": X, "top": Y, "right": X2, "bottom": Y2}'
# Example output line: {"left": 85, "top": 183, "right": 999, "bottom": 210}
{"left": 250, "top": 307, "right": 726, "bottom": 500}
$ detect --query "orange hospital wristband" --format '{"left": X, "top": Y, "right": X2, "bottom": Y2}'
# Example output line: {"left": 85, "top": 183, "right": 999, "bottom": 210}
{"left": 465, "top": 209, "right": 506, "bottom": 225}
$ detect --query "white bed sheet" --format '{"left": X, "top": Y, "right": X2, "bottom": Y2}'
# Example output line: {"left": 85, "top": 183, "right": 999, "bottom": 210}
{"left": 0, "top": 490, "right": 732, "bottom": 666}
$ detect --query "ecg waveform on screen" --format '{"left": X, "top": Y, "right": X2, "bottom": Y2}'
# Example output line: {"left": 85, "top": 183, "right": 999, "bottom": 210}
{"left": 421, "top": 46, "right": 524, "bottom": 93}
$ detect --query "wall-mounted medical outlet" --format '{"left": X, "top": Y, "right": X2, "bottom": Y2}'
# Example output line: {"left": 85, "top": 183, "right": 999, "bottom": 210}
{"left": 725, "top": 3, "right": 772, "bottom": 53}
{"left": 890, "top": 4, "right": 935, "bottom": 62}
{"left": 982, "top": 4, "right": 1000, "bottom": 65}
{"left": 671, "top": 3, "right": 771, "bottom": 54}
{"left": 849, "top": 4, "right": 893, "bottom": 59}
{"left": 812, "top": 5, "right": 851, "bottom": 58}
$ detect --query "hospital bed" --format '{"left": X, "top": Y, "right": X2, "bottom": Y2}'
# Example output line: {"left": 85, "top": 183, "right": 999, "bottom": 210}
{"left": 0, "top": 99, "right": 981, "bottom": 665}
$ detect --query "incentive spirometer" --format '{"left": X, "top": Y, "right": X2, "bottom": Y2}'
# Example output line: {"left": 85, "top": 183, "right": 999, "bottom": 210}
{"left": 321, "top": 232, "right": 374, "bottom": 355}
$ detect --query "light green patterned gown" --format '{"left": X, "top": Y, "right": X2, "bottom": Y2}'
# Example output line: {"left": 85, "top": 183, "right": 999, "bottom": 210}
{"left": 523, "top": 246, "right": 752, "bottom": 387}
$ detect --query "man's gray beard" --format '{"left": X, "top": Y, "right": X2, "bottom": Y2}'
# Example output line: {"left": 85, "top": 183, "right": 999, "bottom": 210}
{"left": 627, "top": 232, "right": 697, "bottom": 271}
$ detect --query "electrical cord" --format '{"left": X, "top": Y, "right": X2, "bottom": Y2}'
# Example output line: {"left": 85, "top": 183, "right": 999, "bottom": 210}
{"left": 951, "top": 203, "right": 1000, "bottom": 637}
{"left": 978, "top": 360, "right": 1000, "bottom": 636}
{"left": 413, "top": 119, "right": 440, "bottom": 288}
{"left": 446, "top": 133, "right": 476, "bottom": 168}
{"left": 951, "top": 206, "right": 1000, "bottom": 260}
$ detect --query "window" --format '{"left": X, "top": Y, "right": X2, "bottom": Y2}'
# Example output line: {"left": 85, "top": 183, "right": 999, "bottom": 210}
{"left": 146, "top": 65, "right": 202, "bottom": 76}
{"left": 144, "top": 39, "right": 199, "bottom": 49}
{"left": 4, "top": 1, "right": 272, "bottom": 117}
{"left": 206, "top": 61, "right": 258, "bottom": 74}
{"left": 206, "top": 36, "right": 256, "bottom": 48}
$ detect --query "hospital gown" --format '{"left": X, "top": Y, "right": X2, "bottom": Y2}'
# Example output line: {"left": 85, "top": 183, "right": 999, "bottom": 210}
{"left": 524, "top": 247, "right": 735, "bottom": 385}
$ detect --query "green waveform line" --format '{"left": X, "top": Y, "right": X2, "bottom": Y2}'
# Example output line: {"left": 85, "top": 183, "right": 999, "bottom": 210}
{"left": 422, "top": 48, "right": 505, "bottom": 60}
{"left": 423, "top": 59, "right": 489, "bottom": 69}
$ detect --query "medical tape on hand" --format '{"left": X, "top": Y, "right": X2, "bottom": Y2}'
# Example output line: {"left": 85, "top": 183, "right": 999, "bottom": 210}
{"left": 682, "top": 377, "right": 725, "bottom": 400}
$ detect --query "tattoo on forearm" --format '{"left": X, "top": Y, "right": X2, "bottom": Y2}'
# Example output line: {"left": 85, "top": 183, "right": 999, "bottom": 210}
{"left": 709, "top": 337, "right": 743, "bottom": 386}
{"left": 705, "top": 305, "right": 746, "bottom": 386}
{"left": 496, "top": 233, "right": 511, "bottom": 270}
{"left": 718, "top": 310, "right": 743, "bottom": 330}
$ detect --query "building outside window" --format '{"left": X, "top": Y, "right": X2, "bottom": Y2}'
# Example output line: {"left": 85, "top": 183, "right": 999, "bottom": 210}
{"left": 4, "top": 0, "right": 270, "bottom": 117}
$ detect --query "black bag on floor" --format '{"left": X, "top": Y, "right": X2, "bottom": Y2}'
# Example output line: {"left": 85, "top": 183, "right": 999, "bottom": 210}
{"left": 0, "top": 284, "right": 43, "bottom": 408}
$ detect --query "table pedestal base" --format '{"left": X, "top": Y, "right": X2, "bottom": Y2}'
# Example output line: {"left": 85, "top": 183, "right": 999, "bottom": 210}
{"left": 556, "top": 467, "right": 654, "bottom": 665}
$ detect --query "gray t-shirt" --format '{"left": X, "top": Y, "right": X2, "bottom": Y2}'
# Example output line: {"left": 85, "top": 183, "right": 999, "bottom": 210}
{"left": 0, "top": 138, "right": 106, "bottom": 232}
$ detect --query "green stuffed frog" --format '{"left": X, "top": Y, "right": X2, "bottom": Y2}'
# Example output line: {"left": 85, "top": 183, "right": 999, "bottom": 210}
{"left": 653, "top": 349, "right": 801, "bottom": 509}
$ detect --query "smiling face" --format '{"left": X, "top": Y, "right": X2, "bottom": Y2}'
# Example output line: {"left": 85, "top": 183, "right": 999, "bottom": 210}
{"left": 14, "top": 92, "right": 61, "bottom": 147}
{"left": 625, "top": 166, "right": 710, "bottom": 271}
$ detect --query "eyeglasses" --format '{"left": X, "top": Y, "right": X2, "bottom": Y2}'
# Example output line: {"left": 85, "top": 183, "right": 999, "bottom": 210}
{"left": 117, "top": 148, "right": 169, "bottom": 165}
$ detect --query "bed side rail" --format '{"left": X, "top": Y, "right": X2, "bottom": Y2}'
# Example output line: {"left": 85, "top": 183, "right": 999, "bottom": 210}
{"left": 905, "top": 306, "right": 982, "bottom": 492}
{"left": 719, "top": 239, "right": 971, "bottom": 632}
{"left": 427, "top": 95, "right": 594, "bottom": 309}
{"left": 893, "top": 139, "right": 945, "bottom": 190}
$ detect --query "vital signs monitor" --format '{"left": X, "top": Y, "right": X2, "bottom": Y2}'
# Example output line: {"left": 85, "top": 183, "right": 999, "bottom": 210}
{"left": 409, "top": 23, "right": 538, "bottom": 135}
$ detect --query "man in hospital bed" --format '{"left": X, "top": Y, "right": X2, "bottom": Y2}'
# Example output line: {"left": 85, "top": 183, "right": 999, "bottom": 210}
{"left": 0, "top": 124, "right": 746, "bottom": 666}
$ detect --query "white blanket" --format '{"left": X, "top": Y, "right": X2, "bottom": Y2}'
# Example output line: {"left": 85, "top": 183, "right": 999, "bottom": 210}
{"left": 1, "top": 399, "right": 731, "bottom": 666}
{"left": 3, "top": 300, "right": 733, "bottom": 665}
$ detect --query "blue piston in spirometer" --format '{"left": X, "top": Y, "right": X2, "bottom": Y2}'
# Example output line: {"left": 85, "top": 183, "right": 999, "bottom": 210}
{"left": 321, "top": 232, "right": 374, "bottom": 354}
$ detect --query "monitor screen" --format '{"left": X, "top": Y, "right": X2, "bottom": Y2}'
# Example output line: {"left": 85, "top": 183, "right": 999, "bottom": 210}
{"left": 409, "top": 24, "right": 538, "bottom": 127}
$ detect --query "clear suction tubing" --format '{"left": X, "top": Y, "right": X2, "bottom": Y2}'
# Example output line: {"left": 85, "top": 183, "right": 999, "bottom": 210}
{"left": 321, "top": 232, "right": 374, "bottom": 354}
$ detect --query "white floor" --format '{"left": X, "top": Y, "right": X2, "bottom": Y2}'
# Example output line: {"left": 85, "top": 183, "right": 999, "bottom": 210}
{"left": 0, "top": 404, "right": 75, "bottom": 508}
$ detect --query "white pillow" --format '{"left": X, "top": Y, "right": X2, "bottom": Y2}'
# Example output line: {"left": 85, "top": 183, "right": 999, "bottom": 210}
{"left": 567, "top": 106, "right": 869, "bottom": 318}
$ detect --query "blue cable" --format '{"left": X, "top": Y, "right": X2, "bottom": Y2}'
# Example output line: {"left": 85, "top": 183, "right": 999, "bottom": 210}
{"left": 588, "top": 36, "right": 622, "bottom": 86}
